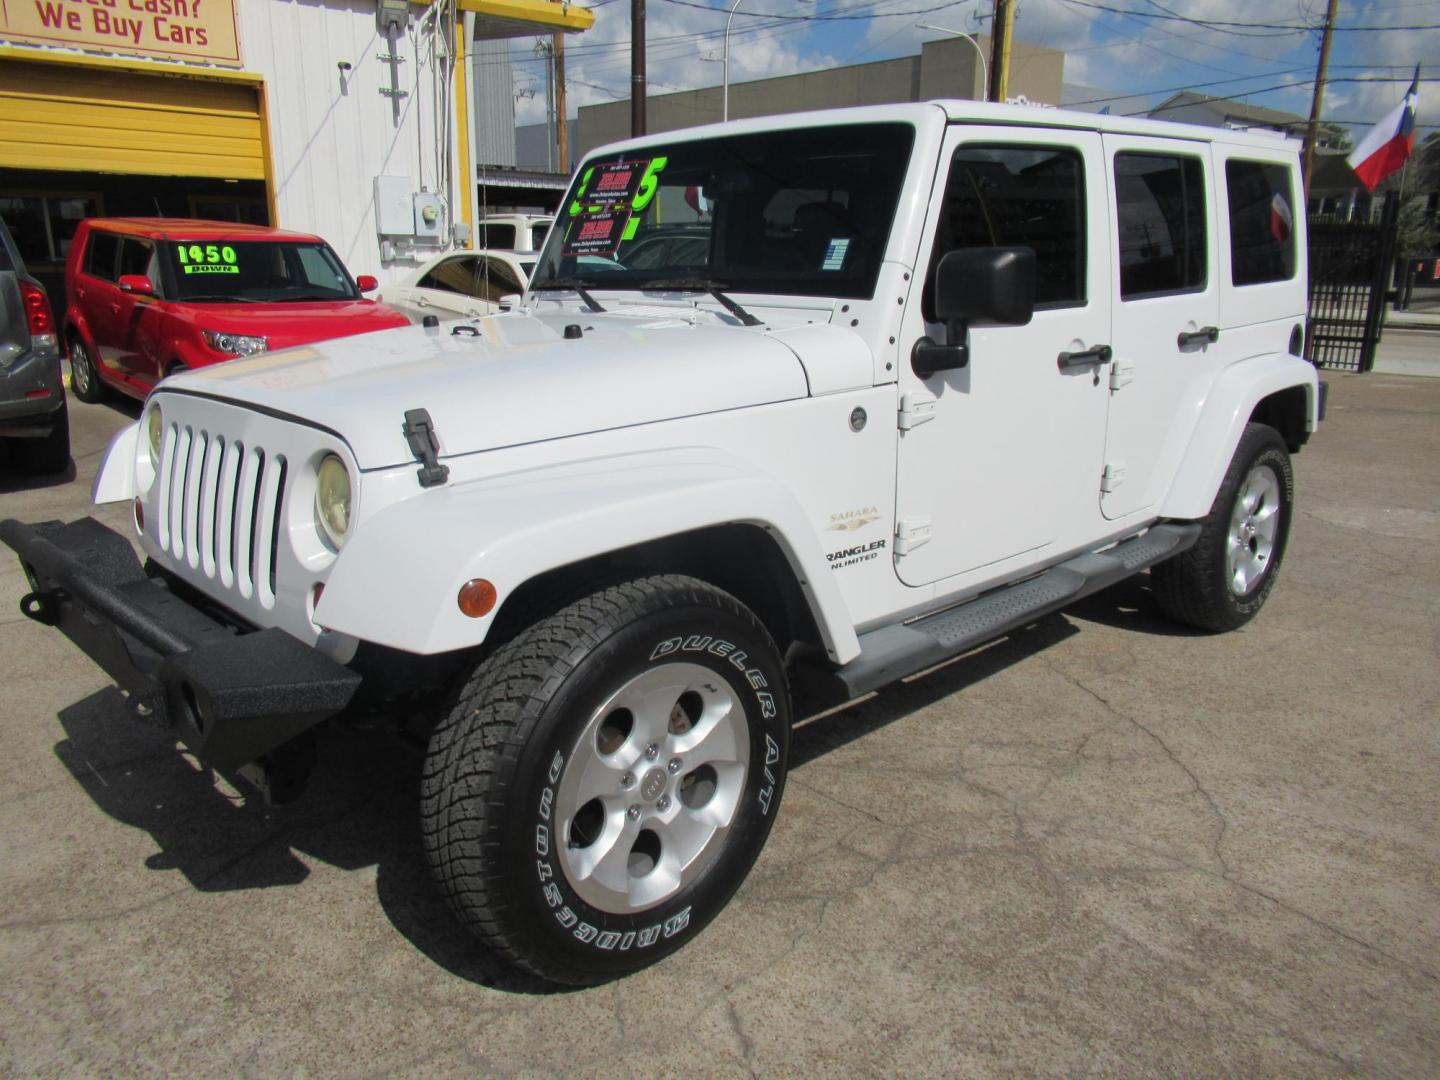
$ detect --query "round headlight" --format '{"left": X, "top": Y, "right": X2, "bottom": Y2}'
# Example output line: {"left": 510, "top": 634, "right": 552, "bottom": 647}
{"left": 146, "top": 403, "right": 164, "bottom": 467}
{"left": 315, "top": 454, "right": 352, "bottom": 549}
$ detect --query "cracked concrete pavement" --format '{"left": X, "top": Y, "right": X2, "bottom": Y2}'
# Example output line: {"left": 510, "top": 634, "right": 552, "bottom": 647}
{"left": 1, "top": 372, "right": 1437, "bottom": 1077}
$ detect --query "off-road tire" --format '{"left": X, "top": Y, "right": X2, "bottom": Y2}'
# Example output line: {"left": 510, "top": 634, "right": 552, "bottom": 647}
{"left": 68, "top": 337, "right": 105, "bottom": 403}
{"left": 1152, "top": 422, "right": 1293, "bottom": 632}
{"left": 421, "top": 575, "right": 790, "bottom": 985}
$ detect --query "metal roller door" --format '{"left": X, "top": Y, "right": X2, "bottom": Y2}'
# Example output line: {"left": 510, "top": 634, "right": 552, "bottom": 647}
{"left": 0, "top": 58, "right": 264, "bottom": 181}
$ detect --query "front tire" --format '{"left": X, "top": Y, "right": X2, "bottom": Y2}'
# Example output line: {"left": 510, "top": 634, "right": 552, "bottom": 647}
{"left": 1152, "top": 422, "right": 1293, "bottom": 631}
{"left": 68, "top": 337, "right": 105, "bottom": 403}
{"left": 421, "top": 576, "right": 790, "bottom": 985}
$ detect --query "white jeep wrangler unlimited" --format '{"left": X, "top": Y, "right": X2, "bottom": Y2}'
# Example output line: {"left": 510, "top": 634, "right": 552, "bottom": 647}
{"left": 3, "top": 101, "right": 1322, "bottom": 985}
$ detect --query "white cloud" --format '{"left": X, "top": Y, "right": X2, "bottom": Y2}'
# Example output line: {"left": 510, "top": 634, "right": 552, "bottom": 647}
{"left": 504, "top": 0, "right": 1436, "bottom": 136}
{"left": 510, "top": 1, "right": 841, "bottom": 125}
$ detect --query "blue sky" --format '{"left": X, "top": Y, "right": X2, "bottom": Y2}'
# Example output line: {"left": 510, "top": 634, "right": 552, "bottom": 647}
{"left": 509, "top": 0, "right": 1437, "bottom": 139}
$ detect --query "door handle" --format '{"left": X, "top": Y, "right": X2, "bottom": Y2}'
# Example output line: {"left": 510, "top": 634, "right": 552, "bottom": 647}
{"left": 415, "top": 296, "right": 430, "bottom": 307}
{"left": 1178, "top": 326, "right": 1220, "bottom": 348}
{"left": 1057, "top": 344, "right": 1113, "bottom": 370}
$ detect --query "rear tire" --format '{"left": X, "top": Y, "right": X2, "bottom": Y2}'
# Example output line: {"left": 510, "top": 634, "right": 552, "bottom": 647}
{"left": 69, "top": 337, "right": 105, "bottom": 403}
{"left": 421, "top": 575, "right": 790, "bottom": 985}
{"left": 17, "top": 402, "right": 70, "bottom": 475}
{"left": 1152, "top": 422, "right": 1293, "bottom": 632}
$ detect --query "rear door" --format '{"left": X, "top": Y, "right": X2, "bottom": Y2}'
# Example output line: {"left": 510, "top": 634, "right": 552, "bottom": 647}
{"left": 1099, "top": 134, "right": 1221, "bottom": 521}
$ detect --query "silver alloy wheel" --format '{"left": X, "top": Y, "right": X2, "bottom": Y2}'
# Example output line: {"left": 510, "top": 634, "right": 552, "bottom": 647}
{"left": 1227, "top": 462, "right": 1282, "bottom": 595}
{"left": 71, "top": 341, "right": 92, "bottom": 396}
{"left": 555, "top": 661, "right": 749, "bottom": 915}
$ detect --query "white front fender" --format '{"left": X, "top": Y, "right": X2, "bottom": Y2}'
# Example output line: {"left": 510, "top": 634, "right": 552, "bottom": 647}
{"left": 316, "top": 447, "right": 861, "bottom": 662}
{"left": 91, "top": 422, "right": 138, "bottom": 505}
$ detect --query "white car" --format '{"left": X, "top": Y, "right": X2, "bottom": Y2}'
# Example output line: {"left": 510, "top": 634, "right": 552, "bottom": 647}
{"left": 476, "top": 213, "right": 552, "bottom": 252}
{"left": 376, "top": 250, "right": 533, "bottom": 322}
{"left": 4, "top": 99, "right": 1323, "bottom": 987}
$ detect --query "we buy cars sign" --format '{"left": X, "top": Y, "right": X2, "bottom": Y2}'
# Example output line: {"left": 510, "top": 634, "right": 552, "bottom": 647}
{"left": 1, "top": 0, "right": 241, "bottom": 65}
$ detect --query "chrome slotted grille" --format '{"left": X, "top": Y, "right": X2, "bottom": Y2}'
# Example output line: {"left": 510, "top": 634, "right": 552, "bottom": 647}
{"left": 159, "top": 423, "right": 287, "bottom": 609}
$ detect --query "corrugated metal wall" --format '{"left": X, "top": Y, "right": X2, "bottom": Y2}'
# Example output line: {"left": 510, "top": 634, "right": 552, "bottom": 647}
{"left": 237, "top": 0, "right": 454, "bottom": 282}
{"left": 0, "top": 60, "right": 265, "bottom": 180}
{"left": 472, "top": 39, "right": 516, "bottom": 168}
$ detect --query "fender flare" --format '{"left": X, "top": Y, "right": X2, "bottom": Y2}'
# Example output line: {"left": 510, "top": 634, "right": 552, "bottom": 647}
{"left": 317, "top": 447, "right": 862, "bottom": 662}
{"left": 91, "top": 422, "right": 139, "bottom": 504}
{"left": 1160, "top": 352, "right": 1319, "bottom": 520}
{"left": 65, "top": 314, "right": 96, "bottom": 357}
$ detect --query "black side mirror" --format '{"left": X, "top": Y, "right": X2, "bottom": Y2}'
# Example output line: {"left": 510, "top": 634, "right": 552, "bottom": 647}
{"left": 912, "top": 246, "right": 1037, "bottom": 377}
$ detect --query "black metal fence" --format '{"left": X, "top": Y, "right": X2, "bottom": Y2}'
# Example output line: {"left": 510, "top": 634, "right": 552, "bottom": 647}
{"left": 1305, "top": 194, "right": 1400, "bottom": 372}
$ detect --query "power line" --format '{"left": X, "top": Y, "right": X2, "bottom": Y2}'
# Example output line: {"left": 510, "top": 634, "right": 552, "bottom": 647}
{"left": 1059, "top": 0, "right": 1440, "bottom": 34}
{"left": 659, "top": 0, "right": 973, "bottom": 22}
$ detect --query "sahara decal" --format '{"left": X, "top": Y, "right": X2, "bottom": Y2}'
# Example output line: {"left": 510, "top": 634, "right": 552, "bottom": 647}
{"left": 827, "top": 505, "right": 881, "bottom": 532}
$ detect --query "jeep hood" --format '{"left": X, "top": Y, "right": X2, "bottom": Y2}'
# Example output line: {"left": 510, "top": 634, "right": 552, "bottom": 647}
{"left": 162, "top": 311, "right": 813, "bottom": 469}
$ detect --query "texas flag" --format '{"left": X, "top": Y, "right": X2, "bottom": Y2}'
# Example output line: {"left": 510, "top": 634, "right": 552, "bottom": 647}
{"left": 1270, "top": 191, "right": 1293, "bottom": 243}
{"left": 1347, "top": 67, "right": 1421, "bottom": 192}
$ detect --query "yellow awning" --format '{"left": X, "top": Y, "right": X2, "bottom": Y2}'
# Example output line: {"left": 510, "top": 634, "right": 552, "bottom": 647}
{"left": 456, "top": 0, "right": 596, "bottom": 38}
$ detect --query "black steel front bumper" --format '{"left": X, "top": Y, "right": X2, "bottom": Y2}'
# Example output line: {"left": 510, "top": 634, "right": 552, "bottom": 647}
{"left": 1, "top": 517, "right": 360, "bottom": 774}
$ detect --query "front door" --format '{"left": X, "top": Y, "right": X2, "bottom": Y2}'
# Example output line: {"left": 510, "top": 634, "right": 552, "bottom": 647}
{"left": 1099, "top": 135, "right": 1221, "bottom": 520}
{"left": 114, "top": 235, "right": 165, "bottom": 392}
{"left": 894, "top": 127, "right": 1112, "bottom": 588}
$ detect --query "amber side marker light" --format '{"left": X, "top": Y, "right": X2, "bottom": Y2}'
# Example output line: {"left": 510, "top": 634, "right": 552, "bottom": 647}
{"left": 133, "top": 497, "right": 144, "bottom": 533}
{"left": 458, "top": 578, "right": 497, "bottom": 619}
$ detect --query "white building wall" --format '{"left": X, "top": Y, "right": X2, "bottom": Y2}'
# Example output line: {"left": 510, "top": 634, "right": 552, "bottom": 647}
{"left": 238, "top": 0, "right": 461, "bottom": 283}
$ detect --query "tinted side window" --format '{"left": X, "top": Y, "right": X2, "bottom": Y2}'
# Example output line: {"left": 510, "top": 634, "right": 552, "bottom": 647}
{"left": 530, "top": 224, "right": 549, "bottom": 249}
{"left": 477, "top": 224, "right": 516, "bottom": 248}
{"left": 926, "top": 144, "right": 1086, "bottom": 316}
{"left": 118, "top": 237, "right": 154, "bottom": 278}
{"left": 478, "top": 257, "right": 524, "bottom": 297}
{"left": 1226, "top": 159, "right": 1296, "bottom": 286}
{"left": 1115, "top": 153, "right": 1206, "bottom": 299}
{"left": 86, "top": 231, "right": 120, "bottom": 281}
{"left": 417, "top": 256, "right": 481, "bottom": 295}
{"left": 418, "top": 257, "right": 523, "bottom": 302}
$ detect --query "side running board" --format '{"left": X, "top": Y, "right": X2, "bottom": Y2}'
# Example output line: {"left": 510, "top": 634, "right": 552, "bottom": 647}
{"left": 806, "top": 523, "right": 1201, "bottom": 703}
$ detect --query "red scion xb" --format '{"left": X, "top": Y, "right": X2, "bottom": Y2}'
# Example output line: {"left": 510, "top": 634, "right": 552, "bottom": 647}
{"left": 63, "top": 218, "right": 409, "bottom": 402}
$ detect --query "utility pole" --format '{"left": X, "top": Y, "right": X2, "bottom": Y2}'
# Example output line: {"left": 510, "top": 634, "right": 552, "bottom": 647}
{"left": 631, "top": 0, "right": 646, "bottom": 136}
{"left": 554, "top": 32, "right": 569, "bottom": 173}
{"left": 1302, "top": 0, "right": 1339, "bottom": 198}
{"left": 986, "top": 0, "right": 1016, "bottom": 104}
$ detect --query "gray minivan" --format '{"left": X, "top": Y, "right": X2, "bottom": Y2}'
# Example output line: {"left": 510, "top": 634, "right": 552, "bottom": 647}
{"left": 0, "top": 216, "right": 68, "bottom": 474}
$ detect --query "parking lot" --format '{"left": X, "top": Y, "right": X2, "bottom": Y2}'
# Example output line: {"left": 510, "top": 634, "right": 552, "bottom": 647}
{"left": 1, "top": 371, "right": 1437, "bottom": 1077}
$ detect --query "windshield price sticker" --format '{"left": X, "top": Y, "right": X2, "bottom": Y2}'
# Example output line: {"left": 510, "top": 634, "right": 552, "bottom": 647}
{"left": 569, "top": 157, "right": 668, "bottom": 217}
{"left": 585, "top": 160, "right": 651, "bottom": 206}
{"left": 562, "top": 211, "right": 629, "bottom": 256}
{"left": 178, "top": 243, "right": 239, "bottom": 275}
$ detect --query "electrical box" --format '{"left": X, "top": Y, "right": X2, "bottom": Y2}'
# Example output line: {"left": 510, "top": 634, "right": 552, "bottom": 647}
{"left": 413, "top": 192, "right": 446, "bottom": 241}
{"left": 374, "top": 176, "right": 414, "bottom": 236}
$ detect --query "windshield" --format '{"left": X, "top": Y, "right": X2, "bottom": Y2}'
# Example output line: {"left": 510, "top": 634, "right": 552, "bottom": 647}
{"left": 162, "top": 240, "right": 359, "bottom": 302}
{"left": 531, "top": 122, "right": 915, "bottom": 300}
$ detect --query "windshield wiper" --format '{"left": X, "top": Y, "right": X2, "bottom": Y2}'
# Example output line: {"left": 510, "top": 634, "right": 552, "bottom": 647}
{"left": 182, "top": 294, "right": 262, "bottom": 303}
{"left": 645, "top": 279, "right": 763, "bottom": 327}
{"left": 529, "top": 278, "right": 605, "bottom": 313}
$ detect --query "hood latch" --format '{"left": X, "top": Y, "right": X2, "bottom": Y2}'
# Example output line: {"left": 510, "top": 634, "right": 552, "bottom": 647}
{"left": 402, "top": 408, "right": 450, "bottom": 488}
